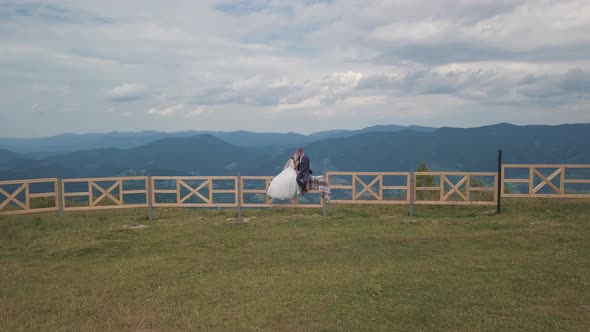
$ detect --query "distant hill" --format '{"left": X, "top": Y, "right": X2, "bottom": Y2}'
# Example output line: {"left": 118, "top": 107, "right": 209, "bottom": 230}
{"left": 0, "top": 124, "right": 436, "bottom": 154}
{"left": 43, "top": 134, "right": 261, "bottom": 178}
{"left": 297, "top": 123, "right": 590, "bottom": 172}
{"left": 1, "top": 123, "right": 588, "bottom": 180}
{"left": 309, "top": 124, "right": 436, "bottom": 140}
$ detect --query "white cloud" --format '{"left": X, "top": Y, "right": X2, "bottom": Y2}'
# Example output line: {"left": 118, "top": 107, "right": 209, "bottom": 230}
{"left": 1, "top": 0, "right": 590, "bottom": 137}
{"left": 107, "top": 83, "right": 146, "bottom": 102}
{"left": 147, "top": 104, "right": 185, "bottom": 116}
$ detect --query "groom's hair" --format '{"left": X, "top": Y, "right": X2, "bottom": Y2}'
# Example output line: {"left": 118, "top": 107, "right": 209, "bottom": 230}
{"left": 296, "top": 148, "right": 304, "bottom": 153}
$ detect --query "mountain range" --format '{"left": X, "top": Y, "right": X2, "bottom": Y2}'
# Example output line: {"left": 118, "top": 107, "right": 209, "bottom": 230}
{"left": 0, "top": 123, "right": 588, "bottom": 180}
{"left": 0, "top": 124, "right": 436, "bottom": 157}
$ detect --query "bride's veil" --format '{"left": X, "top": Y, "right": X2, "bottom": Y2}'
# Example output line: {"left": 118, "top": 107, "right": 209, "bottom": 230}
{"left": 283, "top": 158, "right": 292, "bottom": 170}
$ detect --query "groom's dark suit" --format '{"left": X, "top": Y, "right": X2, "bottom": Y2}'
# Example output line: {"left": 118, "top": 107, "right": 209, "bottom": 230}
{"left": 296, "top": 154, "right": 312, "bottom": 194}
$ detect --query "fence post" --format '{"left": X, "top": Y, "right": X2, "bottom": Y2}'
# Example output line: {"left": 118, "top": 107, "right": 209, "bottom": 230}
{"left": 496, "top": 150, "right": 502, "bottom": 214}
{"left": 409, "top": 170, "right": 415, "bottom": 217}
{"left": 321, "top": 173, "right": 327, "bottom": 217}
{"left": 147, "top": 175, "right": 154, "bottom": 221}
{"left": 57, "top": 178, "right": 63, "bottom": 219}
{"left": 237, "top": 173, "right": 242, "bottom": 219}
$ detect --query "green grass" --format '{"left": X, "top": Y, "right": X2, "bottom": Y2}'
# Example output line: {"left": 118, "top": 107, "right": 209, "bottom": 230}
{"left": 1, "top": 200, "right": 590, "bottom": 331}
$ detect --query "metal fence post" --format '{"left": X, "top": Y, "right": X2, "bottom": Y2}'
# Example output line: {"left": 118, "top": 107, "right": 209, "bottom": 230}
{"left": 496, "top": 150, "right": 502, "bottom": 214}
{"left": 147, "top": 175, "right": 154, "bottom": 221}
{"left": 409, "top": 170, "right": 415, "bottom": 217}
{"left": 57, "top": 178, "right": 63, "bottom": 219}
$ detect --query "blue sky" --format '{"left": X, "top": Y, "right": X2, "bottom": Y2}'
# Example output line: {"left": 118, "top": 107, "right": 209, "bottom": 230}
{"left": 1, "top": 0, "right": 589, "bottom": 137}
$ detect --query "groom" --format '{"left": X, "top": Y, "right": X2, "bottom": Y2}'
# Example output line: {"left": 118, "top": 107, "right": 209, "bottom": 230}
{"left": 296, "top": 148, "right": 312, "bottom": 195}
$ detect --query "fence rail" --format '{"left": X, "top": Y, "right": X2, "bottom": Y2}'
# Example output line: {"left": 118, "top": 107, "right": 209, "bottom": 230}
{"left": 1, "top": 164, "right": 590, "bottom": 216}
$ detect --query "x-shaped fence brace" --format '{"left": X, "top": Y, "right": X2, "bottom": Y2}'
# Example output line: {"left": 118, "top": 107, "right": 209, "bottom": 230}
{"left": 178, "top": 179, "right": 211, "bottom": 204}
{"left": 441, "top": 175, "right": 467, "bottom": 201}
{"left": 92, "top": 180, "right": 122, "bottom": 206}
{"left": 353, "top": 175, "right": 380, "bottom": 200}
{"left": 0, "top": 184, "right": 26, "bottom": 210}
{"left": 531, "top": 167, "right": 562, "bottom": 194}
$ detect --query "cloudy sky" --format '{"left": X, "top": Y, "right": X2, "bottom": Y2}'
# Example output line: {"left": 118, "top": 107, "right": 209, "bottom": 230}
{"left": 1, "top": 0, "right": 589, "bottom": 137}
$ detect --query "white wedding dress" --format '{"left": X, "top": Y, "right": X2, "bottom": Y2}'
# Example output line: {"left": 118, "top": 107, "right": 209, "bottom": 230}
{"left": 267, "top": 159, "right": 299, "bottom": 200}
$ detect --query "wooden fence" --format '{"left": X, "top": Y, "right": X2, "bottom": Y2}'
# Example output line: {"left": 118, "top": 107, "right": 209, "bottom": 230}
{"left": 1, "top": 164, "right": 590, "bottom": 216}
{"left": 0, "top": 178, "right": 59, "bottom": 215}
{"left": 414, "top": 172, "right": 497, "bottom": 205}
{"left": 151, "top": 176, "right": 238, "bottom": 207}
{"left": 502, "top": 164, "right": 590, "bottom": 198}
{"left": 62, "top": 177, "right": 149, "bottom": 211}
{"left": 326, "top": 172, "right": 410, "bottom": 204}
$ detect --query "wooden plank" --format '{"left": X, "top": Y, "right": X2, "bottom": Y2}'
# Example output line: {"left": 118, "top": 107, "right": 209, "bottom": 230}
{"left": 466, "top": 175, "right": 470, "bottom": 202}
{"left": 241, "top": 176, "right": 273, "bottom": 180}
{"left": 152, "top": 203, "right": 238, "bottom": 208}
{"left": 560, "top": 167, "right": 565, "bottom": 194}
{"left": 63, "top": 204, "right": 148, "bottom": 212}
{"left": 29, "top": 192, "right": 57, "bottom": 198}
{"left": 502, "top": 193, "right": 590, "bottom": 198}
{"left": 88, "top": 181, "right": 94, "bottom": 207}
{"left": 528, "top": 167, "right": 534, "bottom": 196}
{"left": 440, "top": 175, "right": 445, "bottom": 202}
{"left": 0, "top": 178, "right": 58, "bottom": 185}
{"left": 379, "top": 174, "right": 383, "bottom": 200}
{"left": 64, "top": 191, "right": 90, "bottom": 197}
{"left": 0, "top": 207, "right": 59, "bottom": 216}
{"left": 330, "top": 185, "right": 352, "bottom": 190}
{"left": 415, "top": 172, "right": 497, "bottom": 176}
{"left": 352, "top": 175, "right": 357, "bottom": 201}
{"left": 406, "top": 174, "right": 411, "bottom": 202}
{"left": 119, "top": 180, "right": 123, "bottom": 205}
{"left": 242, "top": 189, "right": 267, "bottom": 194}
{"left": 416, "top": 187, "right": 441, "bottom": 191}
{"left": 122, "top": 190, "right": 147, "bottom": 194}
{"left": 326, "top": 172, "right": 410, "bottom": 176}
{"left": 208, "top": 179, "right": 213, "bottom": 205}
{"left": 503, "top": 179, "right": 529, "bottom": 183}
{"left": 415, "top": 201, "right": 495, "bottom": 206}
{"left": 563, "top": 179, "right": 590, "bottom": 184}
{"left": 144, "top": 178, "right": 150, "bottom": 208}
{"left": 503, "top": 164, "right": 590, "bottom": 169}
{"left": 329, "top": 200, "right": 408, "bottom": 205}
{"left": 265, "top": 178, "right": 271, "bottom": 205}
{"left": 382, "top": 186, "right": 408, "bottom": 190}
{"left": 25, "top": 183, "right": 30, "bottom": 210}
{"left": 469, "top": 187, "right": 495, "bottom": 192}
{"left": 176, "top": 179, "right": 181, "bottom": 204}
{"left": 64, "top": 176, "right": 147, "bottom": 182}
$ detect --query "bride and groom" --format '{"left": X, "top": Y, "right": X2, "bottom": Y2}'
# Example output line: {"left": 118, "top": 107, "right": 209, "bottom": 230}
{"left": 267, "top": 148, "right": 312, "bottom": 201}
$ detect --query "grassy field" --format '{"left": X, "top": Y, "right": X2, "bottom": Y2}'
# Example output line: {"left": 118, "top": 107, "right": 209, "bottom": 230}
{"left": 1, "top": 200, "right": 589, "bottom": 331}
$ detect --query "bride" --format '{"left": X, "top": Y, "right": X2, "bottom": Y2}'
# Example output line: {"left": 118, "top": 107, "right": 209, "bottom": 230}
{"left": 267, "top": 153, "right": 299, "bottom": 201}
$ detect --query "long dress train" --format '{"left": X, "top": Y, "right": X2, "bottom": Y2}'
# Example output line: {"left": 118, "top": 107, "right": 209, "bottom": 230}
{"left": 267, "top": 159, "right": 298, "bottom": 200}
